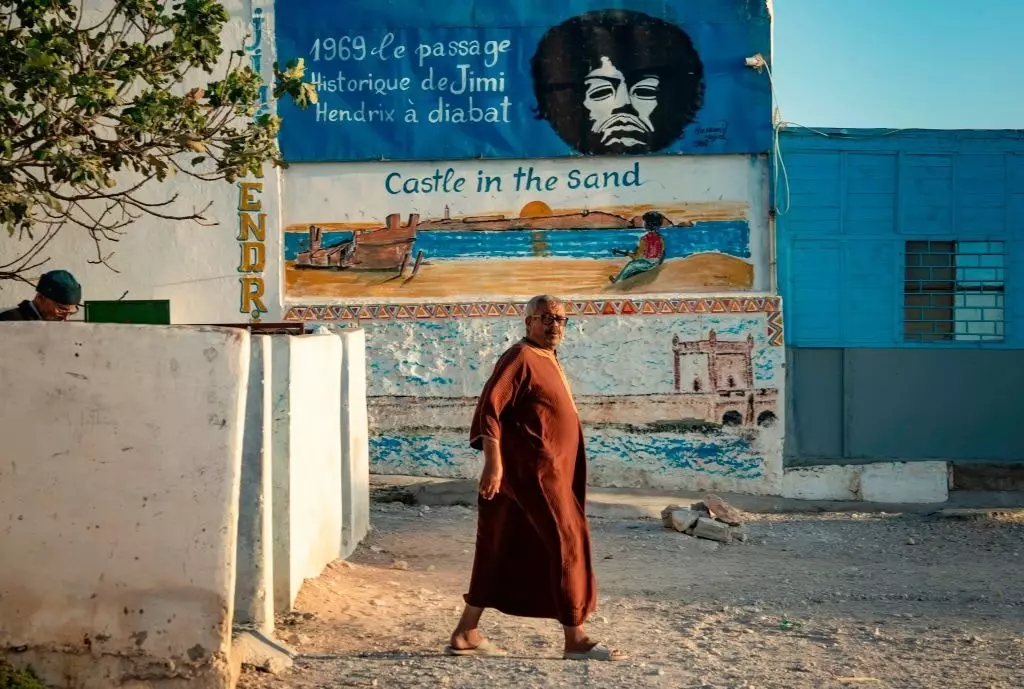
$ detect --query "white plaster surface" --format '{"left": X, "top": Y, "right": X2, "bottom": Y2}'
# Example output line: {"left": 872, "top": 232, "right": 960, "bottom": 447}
{"left": 0, "top": 323, "right": 250, "bottom": 689}
{"left": 782, "top": 465, "right": 860, "bottom": 501}
{"left": 236, "top": 335, "right": 275, "bottom": 633}
{"left": 782, "top": 462, "right": 950, "bottom": 503}
{"left": 859, "top": 461, "right": 949, "bottom": 504}
{"left": 337, "top": 327, "right": 371, "bottom": 558}
{"left": 363, "top": 314, "right": 783, "bottom": 399}
{"left": 271, "top": 334, "right": 343, "bottom": 610}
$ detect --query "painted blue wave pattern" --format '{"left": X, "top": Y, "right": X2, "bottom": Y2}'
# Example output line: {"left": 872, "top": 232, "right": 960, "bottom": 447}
{"left": 370, "top": 428, "right": 765, "bottom": 480}
{"left": 585, "top": 431, "right": 764, "bottom": 479}
{"left": 284, "top": 220, "right": 751, "bottom": 262}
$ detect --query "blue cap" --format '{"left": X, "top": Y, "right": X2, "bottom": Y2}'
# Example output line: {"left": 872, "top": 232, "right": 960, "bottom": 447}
{"left": 37, "top": 270, "right": 82, "bottom": 306}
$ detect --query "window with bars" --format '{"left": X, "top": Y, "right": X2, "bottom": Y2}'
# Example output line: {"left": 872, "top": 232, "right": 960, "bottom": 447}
{"left": 903, "top": 240, "right": 1005, "bottom": 343}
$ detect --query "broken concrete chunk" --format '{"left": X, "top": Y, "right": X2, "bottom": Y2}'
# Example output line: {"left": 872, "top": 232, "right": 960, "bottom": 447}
{"left": 660, "top": 504, "right": 685, "bottom": 527}
{"left": 703, "top": 494, "right": 745, "bottom": 526}
{"left": 669, "top": 509, "right": 702, "bottom": 533}
{"left": 692, "top": 517, "right": 733, "bottom": 543}
{"left": 731, "top": 527, "right": 749, "bottom": 542}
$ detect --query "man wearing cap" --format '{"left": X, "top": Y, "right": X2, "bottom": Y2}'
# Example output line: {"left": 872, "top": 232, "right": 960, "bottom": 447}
{"left": 0, "top": 270, "right": 82, "bottom": 322}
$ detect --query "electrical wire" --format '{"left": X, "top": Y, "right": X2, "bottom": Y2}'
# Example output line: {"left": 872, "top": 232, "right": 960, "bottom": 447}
{"left": 760, "top": 62, "right": 791, "bottom": 215}
{"left": 760, "top": 58, "right": 917, "bottom": 215}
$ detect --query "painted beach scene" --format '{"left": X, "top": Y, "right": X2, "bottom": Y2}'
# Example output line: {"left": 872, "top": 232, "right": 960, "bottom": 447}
{"left": 281, "top": 156, "right": 765, "bottom": 300}
{"left": 284, "top": 201, "right": 754, "bottom": 299}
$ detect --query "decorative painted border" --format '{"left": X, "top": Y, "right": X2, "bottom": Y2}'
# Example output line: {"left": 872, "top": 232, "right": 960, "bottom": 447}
{"left": 284, "top": 296, "right": 782, "bottom": 325}
{"left": 766, "top": 310, "right": 784, "bottom": 347}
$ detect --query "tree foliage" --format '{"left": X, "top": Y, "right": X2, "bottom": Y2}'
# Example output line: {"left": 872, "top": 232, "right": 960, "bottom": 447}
{"left": 0, "top": 0, "right": 316, "bottom": 283}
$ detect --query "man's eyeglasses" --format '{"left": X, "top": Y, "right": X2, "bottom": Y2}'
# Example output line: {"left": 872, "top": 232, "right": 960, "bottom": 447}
{"left": 531, "top": 314, "right": 569, "bottom": 326}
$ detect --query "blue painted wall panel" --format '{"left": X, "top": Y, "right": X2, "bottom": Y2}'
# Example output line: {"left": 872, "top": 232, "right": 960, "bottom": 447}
{"left": 778, "top": 129, "right": 1024, "bottom": 349}
{"left": 274, "top": 0, "right": 772, "bottom": 161}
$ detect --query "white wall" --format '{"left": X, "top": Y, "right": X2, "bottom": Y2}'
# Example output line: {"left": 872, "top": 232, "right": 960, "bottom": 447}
{"left": 0, "top": 0, "right": 279, "bottom": 326}
{"left": 0, "top": 323, "right": 250, "bottom": 689}
{"left": 235, "top": 335, "right": 274, "bottom": 633}
{"left": 337, "top": 327, "right": 371, "bottom": 558}
{"left": 271, "top": 334, "right": 343, "bottom": 610}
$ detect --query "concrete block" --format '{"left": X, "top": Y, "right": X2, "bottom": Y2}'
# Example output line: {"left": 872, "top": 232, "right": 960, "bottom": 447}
{"left": 859, "top": 461, "right": 948, "bottom": 504}
{"left": 691, "top": 517, "right": 733, "bottom": 543}
{"left": 272, "top": 334, "right": 344, "bottom": 611}
{"left": 782, "top": 465, "right": 860, "bottom": 501}
{"left": 669, "top": 509, "right": 702, "bottom": 533}
{"left": 235, "top": 335, "right": 274, "bottom": 634}
{"left": 660, "top": 503, "right": 685, "bottom": 527}
{"left": 0, "top": 323, "right": 250, "bottom": 689}
{"left": 338, "top": 328, "right": 371, "bottom": 559}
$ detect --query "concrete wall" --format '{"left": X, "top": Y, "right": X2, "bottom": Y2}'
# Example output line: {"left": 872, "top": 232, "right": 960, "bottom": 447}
{"left": 271, "top": 334, "right": 344, "bottom": 610}
{"left": 783, "top": 461, "right": 949, "bottom": 504}
{"left": 0, "top": 323, "right": 250, "bottom": 689}
{"left": 360, "top": 304, "right": 786, "bottom": 495}
{"left": 235, "top": 335, "right": 274, "bottom": 633}
{"left": 777, "top": 128, "right": 1024, "bottom": 466}
{"left": 337, "top": 328, "right": 371, "bottom": 559}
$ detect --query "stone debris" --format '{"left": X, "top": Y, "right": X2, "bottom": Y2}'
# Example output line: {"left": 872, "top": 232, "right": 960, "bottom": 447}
{"left": 669, "top": 509, "right": 702, "bottom": 533}
{"left": 661, "top": 504, "right": 686, "bottom": 527}
{"left": 662, "top": 495, "right": 747, "bottom": 545}
{"left": 699, "top": 494, "right": 746, "bottom": 526}
{"left": 692, "top": 517, "right": 733, "bottom": 543}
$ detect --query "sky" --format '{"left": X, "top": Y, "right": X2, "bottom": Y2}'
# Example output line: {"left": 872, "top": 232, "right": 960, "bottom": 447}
{"left": 772, "top": 0, "right": 1024, "bottom": 129}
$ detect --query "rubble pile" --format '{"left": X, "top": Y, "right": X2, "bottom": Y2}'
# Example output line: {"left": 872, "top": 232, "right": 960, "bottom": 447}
{"left": 661, "top": 495, "right": 748, "bottom": 544}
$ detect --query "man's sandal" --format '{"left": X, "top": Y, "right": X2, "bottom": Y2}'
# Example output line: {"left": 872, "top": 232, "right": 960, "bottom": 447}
{"left": 563, "top": 643, "right": 629, "bottom": 661}
{"left": 444, "top": 639, "right": 509, "bottom": 657}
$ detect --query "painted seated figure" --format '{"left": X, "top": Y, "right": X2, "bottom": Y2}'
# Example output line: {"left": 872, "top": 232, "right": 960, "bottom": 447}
{"left": 610, "top": 210, "right": 667, "bottom": 283}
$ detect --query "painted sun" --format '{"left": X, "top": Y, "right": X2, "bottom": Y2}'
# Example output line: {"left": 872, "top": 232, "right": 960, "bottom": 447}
{"left": 519, "top": 200, "right": 553, "bottom": 218}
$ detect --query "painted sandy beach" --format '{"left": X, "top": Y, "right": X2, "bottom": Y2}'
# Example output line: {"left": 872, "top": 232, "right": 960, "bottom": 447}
{"left": 283, "top": 201, "right": 755, "bottom": 299}
{"left": 286, "top": 253, "right": 753, "bottom": 299}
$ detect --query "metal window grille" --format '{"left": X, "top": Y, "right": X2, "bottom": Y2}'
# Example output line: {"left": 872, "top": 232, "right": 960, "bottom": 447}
{"left": 904, "top": 240, "right": 1005, "bottom": 343}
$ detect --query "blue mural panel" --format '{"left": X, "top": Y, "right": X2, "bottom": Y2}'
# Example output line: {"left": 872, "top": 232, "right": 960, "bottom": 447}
{"left": 274, "top": 0, "right": 772, "bottom": 161}
{"left": 370, "top": 429, "right": 766, "bottom": 480}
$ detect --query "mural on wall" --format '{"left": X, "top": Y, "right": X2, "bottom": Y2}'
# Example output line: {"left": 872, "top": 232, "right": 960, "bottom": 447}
{"left": 345, "top": 302, "right": 785, "bottom": 491}
{"left": 282, "top": 156, "right": 766, "bottom": 300}
{"left": 273, "top": 0, "right": 772, "bottom": 161}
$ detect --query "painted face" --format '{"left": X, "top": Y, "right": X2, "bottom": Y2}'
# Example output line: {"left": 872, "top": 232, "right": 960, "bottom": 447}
{"left": 583, "top": 56, "right": 659, "bottom": 150}
{"left": 526, "top": 303, "right": 569, "bottom": 350}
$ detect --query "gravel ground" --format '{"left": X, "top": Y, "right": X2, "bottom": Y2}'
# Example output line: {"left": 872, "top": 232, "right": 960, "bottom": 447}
{"left": 239, "top": 502, "right": 1024, "bottom": 689}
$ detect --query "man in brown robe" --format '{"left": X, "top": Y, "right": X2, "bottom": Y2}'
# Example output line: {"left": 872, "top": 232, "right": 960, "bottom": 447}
{"left": 446, "top": 295, "right": 627, "bottom": 661}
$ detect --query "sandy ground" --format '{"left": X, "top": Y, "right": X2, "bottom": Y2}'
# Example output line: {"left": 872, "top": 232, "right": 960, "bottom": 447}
{"left": 285, "top": 254, "right": 754, "bottom": 300}
{"left": 240, "top": 503, "right": 1024, "bottom": 689}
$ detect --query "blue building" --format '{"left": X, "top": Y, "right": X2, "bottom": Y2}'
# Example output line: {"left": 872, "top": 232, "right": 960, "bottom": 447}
{"left": 776, "top": 128, "right": 1024, "bottom": 473}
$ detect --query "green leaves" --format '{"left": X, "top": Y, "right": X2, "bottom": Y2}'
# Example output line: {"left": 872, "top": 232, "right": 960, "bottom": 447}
{"left": 0, "top": 0, "right": 314, "bottom": 274}
{"left": 273, "top": 58, "right": 318, "bottom": 109}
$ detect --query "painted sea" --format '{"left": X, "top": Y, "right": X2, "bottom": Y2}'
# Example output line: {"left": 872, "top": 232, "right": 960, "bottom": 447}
{"left": 283, "top": 220, "right": 751, "bottom": 262}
